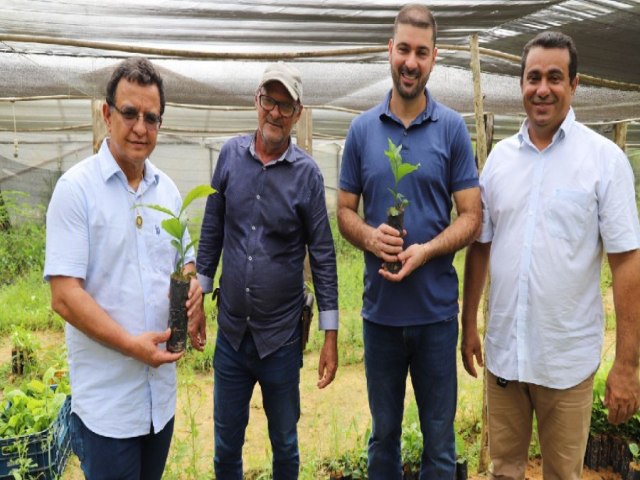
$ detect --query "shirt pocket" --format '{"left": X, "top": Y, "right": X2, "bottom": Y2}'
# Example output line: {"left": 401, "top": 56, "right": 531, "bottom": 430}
{"left": 145, "top": 223, "right": 177, "bottom": 276}
{"left": 544, "top": 189, "right": 592, "bottom": 243}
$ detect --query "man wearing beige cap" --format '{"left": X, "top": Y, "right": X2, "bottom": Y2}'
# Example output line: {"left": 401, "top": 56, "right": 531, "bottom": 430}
{"left": 197, "top": 62, "right": 339, "bottom": 479}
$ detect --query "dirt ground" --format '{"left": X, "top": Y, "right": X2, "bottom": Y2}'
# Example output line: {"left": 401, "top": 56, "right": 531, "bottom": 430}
{"left": 0, "top": 330, "right": 624, "bottom": 479}
{"left": 469, "top": 457, "right": 621, "bottom": 479}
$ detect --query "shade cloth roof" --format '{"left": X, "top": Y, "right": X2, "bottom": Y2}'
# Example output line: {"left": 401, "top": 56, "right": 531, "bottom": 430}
{"left": 1, "top": 0, "right": 639, "bottom": 143}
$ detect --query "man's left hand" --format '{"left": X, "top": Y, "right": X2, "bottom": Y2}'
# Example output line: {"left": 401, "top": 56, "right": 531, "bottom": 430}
{"left": 317, "top": 330, "right": 338, "bottom": 388}
{"left": 378, "top": 242, "right": 426, "bottom": 282}
{"left": 604, "top": 361, "right": 640, "bottom": 425}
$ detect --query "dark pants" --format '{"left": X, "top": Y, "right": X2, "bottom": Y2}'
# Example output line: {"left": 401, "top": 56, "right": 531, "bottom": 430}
{"left": 364, "top": 317, "right": 459, "bottom": 480}
{"left": 213, "top": 326, "right": 302, "bottom": 480}
{"left": 69, "top": 412, "right": 174, "bottom": 480}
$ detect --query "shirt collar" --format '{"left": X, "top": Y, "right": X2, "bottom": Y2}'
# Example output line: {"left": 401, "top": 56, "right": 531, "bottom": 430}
{"left": 518, "top": 107, "right": 576, "bottom": 149}
{"left": 98, "top": 138, "right": 159, "bottom": 187}
{"left": 249, "top": 133, "right": 297, "bottom": 165}
{"left": 379, "top": 88, "right": 439, "bottom": 126}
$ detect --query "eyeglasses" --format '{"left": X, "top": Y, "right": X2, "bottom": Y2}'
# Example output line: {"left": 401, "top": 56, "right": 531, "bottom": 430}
{"left": 258, "top": 95, "right": 298, "bottom": 118}
{"left": 110, "top": 104, "right": 162, "bottom": 131}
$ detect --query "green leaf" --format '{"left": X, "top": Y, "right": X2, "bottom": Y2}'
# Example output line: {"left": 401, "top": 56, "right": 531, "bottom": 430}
{"left": 179, "top": 185, "right": 216, "bottom": 217}
{"left": 161, "top": 218, "right": 185, "bottom": 241}
{"left": 396, "top": 162, "right": 421, "bottom": 183}
{"left": 631, "top": 443, "right": 640, "bottom": 459}
{"left": 134, "top": 203, "right": 176, "bottom": 219}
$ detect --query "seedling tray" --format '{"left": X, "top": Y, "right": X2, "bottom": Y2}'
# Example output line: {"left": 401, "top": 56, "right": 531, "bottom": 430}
{"left": 0, "top": 395, "right": 71, "bottom": 479}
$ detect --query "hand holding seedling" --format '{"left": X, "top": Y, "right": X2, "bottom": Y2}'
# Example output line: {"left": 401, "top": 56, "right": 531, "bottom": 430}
{"left": 382, "top": 138, "right": 420, "bottom": 274}
{"left": 132, "top": 329, "right": 184, "bottom": 368}
{"left": 367, "top": 223, "right": 405, "bottom": 263}
{"left": 378, "top": 241, "right": 429, "bottom": 282}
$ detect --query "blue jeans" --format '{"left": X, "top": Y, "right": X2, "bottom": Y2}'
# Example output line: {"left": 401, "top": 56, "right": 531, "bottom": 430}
{"left": 69, "top": 412, "right": 174, "bottom": 480}
{"left": 213, "top": 327, "right": 302, "bottom": 480}
{"left": 364, "top": 318, "right": 458, "bottom": 480}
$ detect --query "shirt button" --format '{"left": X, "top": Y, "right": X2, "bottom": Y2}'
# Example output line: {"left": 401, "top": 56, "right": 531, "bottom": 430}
{"left": 256, "top": 194, "right": 261, "bottom": 200}
{"left": 403, "top": 131, "right": 408, "bottom": 136}
{"left": 245, "top": 287, "right": 250, "bottom": 293}
{"left": 246, "top": 316, "right": 250, "bottom": 321}
{"left": 251, "top": 225, "right": 256, "bottom": 231}
{"left": 248, "top": 256, "right": 253, "bottom": 261}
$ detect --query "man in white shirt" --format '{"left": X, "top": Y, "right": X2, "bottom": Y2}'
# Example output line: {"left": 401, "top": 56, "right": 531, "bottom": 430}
{"left": 461, "top": 31, "right": 640, "bottom": 480}
{"left": 45, "top": 57, "right": 206, "bottom": 479}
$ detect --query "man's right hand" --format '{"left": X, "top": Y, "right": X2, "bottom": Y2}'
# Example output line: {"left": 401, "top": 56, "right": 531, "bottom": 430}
{"left": 366, "top": 223, "right": 405, "bottom": 262}
{"left": 133, "top": 328, "right": 184, "bottom": 368}
{"left": 461, "top": 325, "right": 484, "bottom": 378}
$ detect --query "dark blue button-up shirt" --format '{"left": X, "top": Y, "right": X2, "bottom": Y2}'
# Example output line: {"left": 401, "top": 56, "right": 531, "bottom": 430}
{"left": 197, "top": 134, "right": 338, "bottom": 358}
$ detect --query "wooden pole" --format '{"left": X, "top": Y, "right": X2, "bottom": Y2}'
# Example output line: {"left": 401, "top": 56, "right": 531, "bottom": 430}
{"left": 92, "top": 100, "right": 108, "bottom": 154}
{"left": 296, "top": 107, "right": 314, "bottom": 284}
{"left": 484, "top": 113, "right": 495, "bottom": 157}
{"left": 470, "top": 34, "right": 487, "bottom": 169}
{"left": 470, "top": 33, "right": 491, "bottom": 474}
{"left": 296, "top": 107, "right": 313, "bottom": 156}
{"left": 614, "top": 121, "right": 628, "bottom": 152}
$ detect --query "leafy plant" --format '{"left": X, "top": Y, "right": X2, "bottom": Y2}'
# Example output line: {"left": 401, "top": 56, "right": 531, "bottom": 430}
{"left": 630, "top": 443, "right": 640, "bottom": 463}
{"left": 10, "top": 326, "right": 39, "bottom": 353}
{"left": 384, "top": 138, "right": 420, "bottom": 216}
{"left": 137, "top": 185, "right": 216, "bottom": 279}
{"left": 8, "top": 437, "right": 39, "bottom": 480}
{"left": 0, "top": 368, "right": 70, "bottom": 439}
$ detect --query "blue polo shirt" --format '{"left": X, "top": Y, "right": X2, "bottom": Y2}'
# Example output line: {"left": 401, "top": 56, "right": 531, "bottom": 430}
{"left": 340, "top": 90, "right": 478, "bottom": 326}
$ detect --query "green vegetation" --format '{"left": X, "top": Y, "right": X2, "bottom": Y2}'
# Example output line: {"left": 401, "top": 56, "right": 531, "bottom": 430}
{"left": 0, "top": 192, "right": 45, "bottom": 286}
{"left": 0, "top": 368, "right": 70, "bottom": 438}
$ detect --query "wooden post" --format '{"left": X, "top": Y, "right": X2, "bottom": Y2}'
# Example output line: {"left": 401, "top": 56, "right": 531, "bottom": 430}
{"left": 296, "top": 107, "right": 313, "bottom": 156}
{"left": 484, "top": 112, "right": 495, "bottom": 157}
{"left": 470, "top": 32, "right": 491, "bottom": 474}
{"left": 92, "top": 99, "right": 108, "bottom": 154}
{"left": 470, "top": 34, "right": 488, "bottom": 169}
{"left": 296, "top": 107, "right": 313, "bottom": 284}
{"left": 614, "top": 121, "right": 628, "bottom": 152}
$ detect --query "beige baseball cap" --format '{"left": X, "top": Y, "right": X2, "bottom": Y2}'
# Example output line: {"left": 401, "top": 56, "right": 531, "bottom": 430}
{"left": 259, "top": 62, "right": 303, "bottom": 102}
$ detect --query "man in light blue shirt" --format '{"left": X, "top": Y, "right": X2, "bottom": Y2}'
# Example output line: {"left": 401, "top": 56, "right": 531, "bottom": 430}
{"left": 462, "top": 31, "right": 640, "bottom": 479}
{"left": 44, "top": 57, "right": 205, "bottom": 480}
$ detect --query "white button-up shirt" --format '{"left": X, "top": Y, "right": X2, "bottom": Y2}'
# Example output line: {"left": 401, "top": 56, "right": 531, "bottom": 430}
{"left": 479, "top": 109, "right": 640, "bottom": 389}
{"left": 44, "top": 139, "right": 193, "bottom": 437}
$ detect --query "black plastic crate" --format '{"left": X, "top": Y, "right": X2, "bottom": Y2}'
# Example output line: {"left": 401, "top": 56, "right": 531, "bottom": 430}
{"left": 0, "top": 395, "right": 71, "bottom": 479}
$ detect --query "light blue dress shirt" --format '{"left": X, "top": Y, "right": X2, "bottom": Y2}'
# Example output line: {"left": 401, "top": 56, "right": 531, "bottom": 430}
{"left": 479, "top": 109, "right": 640, "bottom": 389}
{"left": 44, "top": 139, "right": 193, "bottom": 438}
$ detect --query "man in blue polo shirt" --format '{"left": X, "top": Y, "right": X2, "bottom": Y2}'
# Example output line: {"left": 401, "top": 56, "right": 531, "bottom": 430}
{"left": 338, "top": 4, "right": 481, "bottom": 479}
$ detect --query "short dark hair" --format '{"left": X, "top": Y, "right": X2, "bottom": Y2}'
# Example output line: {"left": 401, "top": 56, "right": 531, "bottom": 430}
{"left": 521, "top": 31, "right": 578, "bottom": 83}
{"left": 394, "top": 4, "right": 437, "bottom": 46}
{"left": 106, "top": 57, "right": 165, "bottom": 114}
